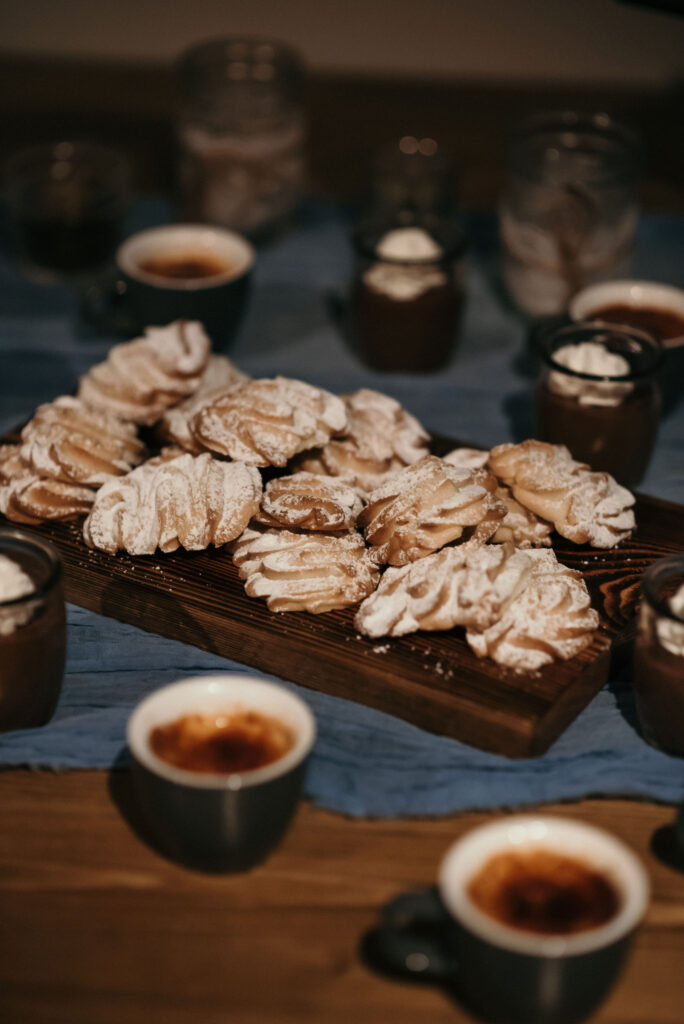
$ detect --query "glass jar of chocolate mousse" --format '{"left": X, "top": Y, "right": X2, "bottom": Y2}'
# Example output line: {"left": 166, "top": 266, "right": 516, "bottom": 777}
{"left": 633, "top": 554, "right": 684, "bottom": 757}
{"left": 537, "top": 322, "right": 663, "bottom": 487}
{"left": 0, "top": 528, "right": 66, "bottom": 732}
{"left": 350, "top": 217, "right": 465, "bottom": 372}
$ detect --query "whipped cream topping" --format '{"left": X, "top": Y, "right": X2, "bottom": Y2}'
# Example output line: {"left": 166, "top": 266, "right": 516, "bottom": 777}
{"left": 375, "top": 227, "right": 443, "bottom": 262}
{"left": 656, "top": 582, "right": 684, "bottom": 657}
{"left": 0, "top": 554, "right": 36, "bottom": 636}
{"left": 364, "top": 227, "right": 447, "bottom": 301}
{"left": 548, "top": 341, "right": 634, "bottom": 407}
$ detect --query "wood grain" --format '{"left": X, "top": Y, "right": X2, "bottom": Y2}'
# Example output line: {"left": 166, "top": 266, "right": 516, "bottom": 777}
{"left": 0, "top": 771, "right": 683, "bottom": 1024}
{"left": 3, "top": 434, "right": 683, "bottom": 758}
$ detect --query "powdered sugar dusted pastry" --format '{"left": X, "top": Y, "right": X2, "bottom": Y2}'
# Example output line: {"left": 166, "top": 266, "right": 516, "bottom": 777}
{"left": 359, "top": 455, "right": 505, "bottom": 566}
{"left": 355, "top": 541, "right": 534, "bottom": 638}
{"left": 78, "top": 320, "right": 211, "bottom": 426}
{"left": 294, "top": 388, "right": 429, "bottom": 492}
{"left": 83, "top": 452, "right": 261, "bottom": 555}
{"left": 159, "top": 354, "right": 249, "bottom": 453}
{"left": 442, "top": 447, "right": 490, "bottom": 471}
{"left": 466, "top": 548, "right": 599, "bottom": 671}
{"left": 255, "top": 472, "right": 364, "bottom": 532}
{"left": 232, "top": 525, "right": 379, "bottom": 613}
{"left": 489, "top": 440, "right": 635, "bottom": 548}
{"left": 1, "top": 444, "right": 94, "bottom": 524}
{"left": 192, "top": 376, "right": 347, "bottom": 467}
{"left": 491, "top": 486, "right": 553, "bottom": 548}
{"left": 20, "top": 396, "right": 144, "bottom": 487}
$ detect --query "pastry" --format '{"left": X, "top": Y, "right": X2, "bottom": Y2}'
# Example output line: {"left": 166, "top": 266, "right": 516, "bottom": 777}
{"left": 466, "top": 548, "right": 599, "bottom": 671}
{"left": 83, "top": 452, "right": 262, "bottom": 555}
{"left": 442, "top": 447, "right": 490, "bottom": 471}
{"left": 1, "top": 445, "right": 94, "bottom": 524}
{"left": 232, "top": 525, "right": 379, "bottom": 613}
{"left": 20, "top": 395, "right": 145, "bottom": 486}
{"left": 488, "top": 440, "right": 635, "bottom": 548}
{"left": 355, "top": 541, "right": 534, "bottom": 638}
{"left": 77, "top": 320, "right": 211, "bottom": 425}
{"left": 159, "top": 354, "right": 249, "bottom": 453}
{"left": 255, "top": 472, "right": 364, "bottom": 532}
{"left": 192, "top": 376, "right": 347, "bottom": 467}
{"left": 491, "top": 486, "right": 553, "bottom": 548}
{"left": 294, "top": 388, "right": 429, "bottom": 492}
{"left": 358, "top": 455, "right": 505, "bottom": 566}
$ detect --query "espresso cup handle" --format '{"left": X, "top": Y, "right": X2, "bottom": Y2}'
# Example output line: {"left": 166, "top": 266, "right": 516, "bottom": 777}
{"left": 79, "top": 274, "right": 137, "bottom": 336}
{"left": 363, "top": 887, "right": 457, "bottom": 983}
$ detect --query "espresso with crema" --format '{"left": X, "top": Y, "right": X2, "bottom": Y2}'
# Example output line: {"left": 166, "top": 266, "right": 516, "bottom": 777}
{"left": 149, "top": 710, "right": 295, "bottom": 773}
{"left": 467, "top": 847, "right": 620, "bottom": 936}
{"left": 138, "top": 251, "right": 235, "bottom": 281}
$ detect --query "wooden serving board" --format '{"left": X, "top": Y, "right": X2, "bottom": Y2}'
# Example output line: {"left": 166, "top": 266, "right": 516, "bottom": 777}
{"left": 3, "top": 433, "right": 683, "bottom": 758}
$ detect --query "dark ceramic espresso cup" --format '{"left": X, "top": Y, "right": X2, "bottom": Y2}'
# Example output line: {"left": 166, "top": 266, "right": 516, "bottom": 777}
{"left": 126, "top": 674, "right": 316, "bottom": 873}
{"left": 367, "top": 816, "right": 649, "bottom": 1024}
{"left": 85, "top": 223, "right": 255, "bottom": 349}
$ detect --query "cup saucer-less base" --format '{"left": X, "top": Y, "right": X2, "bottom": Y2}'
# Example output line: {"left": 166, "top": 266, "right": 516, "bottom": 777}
{"left": 131, "top": 758, "right": 308, "bottom": 873}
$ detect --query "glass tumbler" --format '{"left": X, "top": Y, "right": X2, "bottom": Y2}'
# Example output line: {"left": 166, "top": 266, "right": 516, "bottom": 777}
{"left": 2, "top": 141, "right": 130, "bottom": 282}
{"left": 499, "top": 111, "right": 639, "bottom": 317}
{"left": 537, "top": 321, "right": 662, "bottom": 487}
{"left": 0, "top": 528, "right": 66, "bottom": 732}
{"left": 633, "top": 554, "right": 684, "bottom": 757}
{"left": 176, "top": 37, "right": 307, "bottom": 238}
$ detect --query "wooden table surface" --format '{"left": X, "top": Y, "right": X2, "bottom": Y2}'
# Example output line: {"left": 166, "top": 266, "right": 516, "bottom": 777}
{"left": 1, "top": 770, "right": 683, "bottom": 1024}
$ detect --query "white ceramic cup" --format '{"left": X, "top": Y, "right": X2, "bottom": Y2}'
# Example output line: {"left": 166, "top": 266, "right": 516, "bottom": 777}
{"left": 127, "top": 674, "right": 316, "bottom": 872}
{"left": 371, "top": 815, "right": 649, "bottom": 1024}
{"left": 569, "top": 279, "right": 684, "bottom": 348}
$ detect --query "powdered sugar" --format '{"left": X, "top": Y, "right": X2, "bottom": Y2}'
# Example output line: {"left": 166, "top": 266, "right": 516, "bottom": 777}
{"left": 83, "top": 452, "right": 261, "bottom": 555}
{"left": 193, "top": 377, "right": 347, "bottom": 467}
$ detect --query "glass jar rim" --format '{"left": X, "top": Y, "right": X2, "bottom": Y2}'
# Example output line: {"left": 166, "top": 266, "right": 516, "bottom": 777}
{"left": 540, "top": 321, "right": 663, "bottom": 382}
{"left": 507, "top": 110, "right": 639, "bottom": 186}
{"left": 641, "top": 554, "right": 684, "bottom": 625}
{"left": 352, "top": 215, "right": 465, "bottom": 265}
{"left": 176, "top": 36, "right": 305, "bottom": 80}
{"left": 0, "top": 528, "right": 63, "bottom": 609}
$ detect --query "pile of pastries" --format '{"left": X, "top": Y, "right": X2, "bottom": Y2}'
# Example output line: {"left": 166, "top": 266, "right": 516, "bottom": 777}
{"left": 0, "top": 320, "right": 637, "bottom": 673}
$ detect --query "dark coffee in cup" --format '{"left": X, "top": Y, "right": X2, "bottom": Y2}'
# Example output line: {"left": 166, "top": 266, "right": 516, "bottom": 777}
{"left": 467, "top": 847, "right": 620, "bottom": 936}
{"left": 83, "top": 223, "right": 256, "bottom": 349}
{"left": 137, "top": 252, "right": 236, "bottom": 282}
{"left": 149, "top": 709, "right": 295, "bottom": 773}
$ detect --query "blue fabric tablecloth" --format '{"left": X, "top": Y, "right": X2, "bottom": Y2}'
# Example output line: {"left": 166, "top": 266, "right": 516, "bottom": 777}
{"left": 1, "top": 199, "right": 684, "bottom": 817}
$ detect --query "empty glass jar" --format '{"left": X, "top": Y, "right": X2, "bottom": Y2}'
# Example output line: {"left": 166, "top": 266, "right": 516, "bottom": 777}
{"left": 500, "top": 111, "right": 639, "bottom": 316}
{"left": 176, "top": 37, "right": 307, "bottom": 238}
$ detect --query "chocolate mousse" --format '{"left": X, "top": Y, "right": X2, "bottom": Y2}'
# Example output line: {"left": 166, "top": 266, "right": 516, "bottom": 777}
{"left": 0, "top": 533, "right": 66, "bottom": 731}
{"left": 537, "top": 325, "right": 662, "bottom": 487}
{"left": 633, "top": 558, "right": 684, "bottom": 757}
{"left": 350, "top": 221, "right": 464, "bottom": 372}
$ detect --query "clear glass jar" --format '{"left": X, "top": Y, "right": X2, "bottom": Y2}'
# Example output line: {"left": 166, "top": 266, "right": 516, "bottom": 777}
{"left": 371, "top": 136, "right": 457, "bottom": 219}
{"left": 2, "top": 141, "right": 130, "bottom": 283}
{"left": 537, "top": 321, "right": 662, "bottom": 487}
{"left": 350, "top": 215, "right": 465, "bottom": 373}
{"left": 0, "top": 528, "right": 66, "bottom": 731}
{"left": 500, "top": 111, "right": 639, "bottom": 316}
{"left": 176, "top": 37, "right": 306, "bottom": 238}
{"left": 633, "top": 554, "right": 684, "bottom": 757}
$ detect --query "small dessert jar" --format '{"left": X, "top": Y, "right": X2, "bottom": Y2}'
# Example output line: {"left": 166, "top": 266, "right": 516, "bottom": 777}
{"left": 350, "top": 217, "right": 465, "bottom": 373}
{"left": 537, "top": 322, "right": 662, "bottom": 487}
{"left": 176, "top": 37, "right": 306, "bottom": 238}
{"left": 499, "top": 111, "right": 639, "bottom": 317}
{"left": 633, "top": 554, "right": 684, "bottom": 757}
{"left": 0, "top": 528, "right": 66, "bottom": 731}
